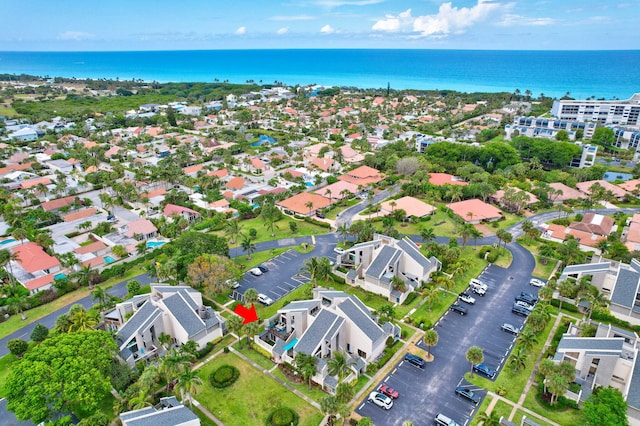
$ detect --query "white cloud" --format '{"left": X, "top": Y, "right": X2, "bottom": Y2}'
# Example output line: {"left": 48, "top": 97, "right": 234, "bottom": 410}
{"left": 57, "top": 31, "right": 95, "bottom": 41}
{"left": 371, "top": 1, "right": 505, "bottom": 37}
{"left": 320, "top": 24, "right": 337, "bottom": 34}
{"left": 277, "top": 27, "right": 289, "bottom": 35}
{"left": 372, "top": 9, "right": 413, "bottom": 32}
{"left": 497, "top": 14, "right": 555, "bottom": 27}
{"left": 234, "top": 26, "right": 246, "bottom": 35}
{"left": 270, "top": 15, "right": 315, "bottom": 21}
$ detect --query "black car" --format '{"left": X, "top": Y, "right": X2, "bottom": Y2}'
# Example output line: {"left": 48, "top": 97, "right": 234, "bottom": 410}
{"left": 520, "top": 291, "right": 539, "bottom": 302}
{"left": 257, "top": 265, "right": 269, "bottom": 273}
{"left": 473, "top": 363, "right": 496, "bottom": 379}
{"left": 316, "top": 212, "right": 326, "bottom": 219}
{"left": 450, "top": 303, "right": 468, "bottom": 315}
{"left": 454, "top": 386, "right": 480, "bottom": 404}
{"left": 404, "top": 354, "right": 426, "bottom": 369}
{"left": 512, "top": 304, "right": 531, "bottom": 316}
{"left": 515, "top": 294, "right": 537, "bottom": 305}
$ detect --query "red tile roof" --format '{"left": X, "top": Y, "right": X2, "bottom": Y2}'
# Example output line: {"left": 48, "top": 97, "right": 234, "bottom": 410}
{"left": 277, "top": 192, "right": 332, "bottom": 215}
{"left": 24, "top": 274, "right": 55, "bottom": 291}
{"left": 380, "top": 196, "right": 435, "bottom": 217}
{"left": 226, "top": 177, "right": 245, "bottom": 190}
{"left": 124, "top": 219, "right": 157, "bottom": 238}
{"left": 447, "top": 199, "right": 502, "bottom": 222}
{"left": 62, "top": 208, "right": 98, "bottom": 222}
{"left": 338, "top": 165, "right": 384, "bottom": 186}
{"left": 163, "top": 204, "right": 199, "bottom": 217}
{"left": 41, "top": 196, "right": 75, "bottom": 211}
{"left": 74, "top": 240, "right": 108, "bottom": 255}
{"left": 429, "top": 173, "right": 468, "bottom": 186}
{"left": 12, "top": 242, "right": 60, "bottom": 273}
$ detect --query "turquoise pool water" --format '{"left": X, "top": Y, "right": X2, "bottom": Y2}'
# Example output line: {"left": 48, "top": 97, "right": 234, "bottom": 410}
{"left": 305, "top": 182, "right": 313, "bottom": 187}
{"left": 147, "top": 241, "right": 166, "bottom": 248}
{"left": 104, "top": 255, "right": 116, "bottom": 264}
{"left": 0, "top": 238, "right": 16, "bottom": 245}
{"left": 54, "top": 273, "right": 67, "bottom": 280}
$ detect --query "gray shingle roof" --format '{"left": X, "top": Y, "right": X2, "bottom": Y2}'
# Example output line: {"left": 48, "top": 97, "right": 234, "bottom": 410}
{"left": 295, "top": 310, "right": 340, "bottom": 355}
{"left": 117, "top": 302, "right": 157, "bottom": 343}
{"left": 177, "top": 288, "right": 198, "bottom": 310}
{"left": 561, "top": 262, "right": 611, "bottom": 275}
{"left": 366, "top": 245, "right": 401, "bottom": 279}
{"left": 338, "top": 298, "right": 384, "bottom": 342}
{"left": 280, "top": 300, "right": 320, "bottom": 312}
{"left": 611, "top": 267, "right": 640, "bottom": 308}
{"left": 120, "top": 407, "right": 156, "bottom": 422}
{"left": 122, "top": 405, "right": 199, "bottom": 426}
{"left": 162, "top": 293, "right": 205, "bottom": 337}
{"left": 627, "top": 355, "right": 640, "bottom": 410}
{"left": 557, "top": 337, "right": 624, "bottom": 353}
{"left": 397, "top": 237, "right": 436, "bottom": 270}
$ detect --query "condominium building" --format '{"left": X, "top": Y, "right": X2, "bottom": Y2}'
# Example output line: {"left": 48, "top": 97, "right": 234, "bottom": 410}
{"left": 611, "top": 126, "right": 640, "bottom": 151}
{"left": 505, "top": 116, "right": 596, "bottom": 140}
{"left": 551, "top": 94, "right": 640, "bottom": 126}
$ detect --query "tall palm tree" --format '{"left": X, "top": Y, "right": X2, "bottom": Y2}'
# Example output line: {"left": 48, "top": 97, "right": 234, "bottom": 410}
{"left": 305, "top": 201, "right": 314, "bottom": 216}
{"left": 423, "top": 287, "right": 439, "bottom": 311}
{"left": 67, "top": 304, "right": 99, "bottom": 331}
{"left": 240, "top": 234, "right": 256, "bottom": 260}
{"left": 161, "top": 348, "right": 195, "bottom": 385}
{"left": 517, "top": 330, "right": 538, "bottom": 353}
{"left": 175, "top": 365, "right": 203, "bottom": 406}
{"left": 423, "top": 329, "right": 439, "bottom": 358}
{"left": 302, "top": 257, "right": 320, "bottom": 285}
{"left": 224, "top": 220, "right": 243, "bottom": 245}
{"left": 128, "top": 388, "right": 154, "bottom": 410}
{"left": 327, "top": 350, "right": 356, "bottom": 382}
{"left": 243, "top": 288, "right": 259, "bottom": 305}
{"left": 477, "top": 411, "right": 501, "bottom": 426}
{"left": 420, "top": 227, "right": 436, "bottom": 243}
{"left": 226, "top": 314, "right": 244, "bottom": 338}
{"left": 466, "top": 346, "right": 484, "bottom": 378}
{"left": 0, "top": 249, "right": 20, "bottom": 287}
{"left": 294, "top": 353, "right": 318, "bottom": 390}
{"left": 242, "top": 321, "right": 260, "bottom": 348}
{"left": 336, "top": 224, "right": 349, "bottom": 244}
{"left": 509, "top": 348, "right": 528, "bottom": 373}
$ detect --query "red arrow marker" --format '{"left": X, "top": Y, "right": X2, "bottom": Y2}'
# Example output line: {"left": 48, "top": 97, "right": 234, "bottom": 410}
{"left": 233, "top": 303, "right": 259, "bottom": 324}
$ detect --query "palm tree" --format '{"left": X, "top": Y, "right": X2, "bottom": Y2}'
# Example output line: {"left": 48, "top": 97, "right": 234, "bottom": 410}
{"left": 160, "top": 348, "right": 195, "bottom": 384}
{"left": 477, "top": 411, "right": 501, "bottom": 426}
{"left": 420, "top": 227, "right": 436, "bottom": 243}
{"left": 327, "top": 350, "right": 356, "bottom": 382}
{"left": 517, "top": 330, "right": 538, "bottom": 353}
{"left": 91, "top": 285, "right": 110, "bottom": 307}
{"left": 302, "top": 257, "right": 320, "bottom": 285}
{"left": 336, "top": 381, "right": 354, "bottom": 405}
{"left": 243, "top": 288, "right": 259, "bottom": 305}
{"left": 466, "top": 346, "right": 484, "bottom": 378}
{"left": 294, "top": 353, "right": 318, "bottom": 390}
{"left": 548, "top": 372, "right": 570, "bottom": 405}
{"left": 305, "top": 201, "right": 314, "bottom": 216}
{"left": 67, "top": 304, "right": 99, "bottom": 331}
{"left": 580, "top": 289, "right": 610, "bottom": 322}
{"left": 128, "top": 388, "right": 154, "bottom": 410}
{"left": 0, "top": 249, "right": 20, "bottom": 286}
{"left": 242, "top": 320, "right": 260, "bottom": 348}
{"left": 224, "top": 220, "right": 243, "bottom": 245}
{"left": 423, "top": 287, "right": 439, "bottom": 311}
{"left": 539, "top": 359, "right": 556, "bottom": 394}
{"left": 423, "top": 329, "right": 439, "bottom": 359}
{"left": 320, "top": 395, "right": 339, "bottom": 424}
{"left": 175, "top": 365, "right": 203, "bottom": 406}
{"left": 226, "top": 314, "right": 244, "bottom": 338}
{"left": 158, "top": 332, "right": 173, "bottom": 350}
{"left": 240, "top": 234, "right": 256, "bottom": 260}
{"left": 509, "top": 348, "right": 528, "bottom": 373}
{"left": 336, "top": 224, "right": 349, "bottom": 244}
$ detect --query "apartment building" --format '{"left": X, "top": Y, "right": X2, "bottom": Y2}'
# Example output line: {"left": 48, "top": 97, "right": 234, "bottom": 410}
{"left": 551, "top": 94, "right": 640, "bottom": 126}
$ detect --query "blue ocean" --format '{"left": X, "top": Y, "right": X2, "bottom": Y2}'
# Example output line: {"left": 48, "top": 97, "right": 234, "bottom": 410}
{"left": 0, "top": 49, "right": 639, "bottom": 99}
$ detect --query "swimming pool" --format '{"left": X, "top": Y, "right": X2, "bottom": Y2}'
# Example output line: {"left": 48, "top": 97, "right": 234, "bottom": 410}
{"left": 305, "top": 182, "right": 314, "bottom": 187}
{"left": 104, "top": 255, "right": 116, "bottom": 264}
{"left": 54, "top": 273, "right": 67, "bottom": 280}
{"left": 147, "top": 241, "right": 166, "bottom": 249}
{"left": 0, "top": 238, "right": 16, "bottom": 245}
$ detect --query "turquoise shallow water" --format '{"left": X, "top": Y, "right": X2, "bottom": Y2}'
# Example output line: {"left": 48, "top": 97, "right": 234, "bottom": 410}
{"left": 1, "top": 49, "right": 638, "bottom": 98}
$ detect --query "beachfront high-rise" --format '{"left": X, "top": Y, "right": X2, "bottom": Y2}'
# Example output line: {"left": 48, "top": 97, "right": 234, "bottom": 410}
{"left": 552, "top": 94, "right": 640, "bottom": 126}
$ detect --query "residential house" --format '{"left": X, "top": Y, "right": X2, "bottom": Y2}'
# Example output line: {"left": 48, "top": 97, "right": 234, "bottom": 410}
{"left": 576, "top": 180, "right": 628, "bottom": 201}
{"left": 619, "top": 178, "right": 640, "bottom": 194}
{"left": 337, "top": 234, "right": 441, "bottom": 303}
{"left": 163, "top": 204, "right": 201, "bottom": 223}
{"left": 277, "top": 192, "right": 332, "bottom": 216}
{"left": 552, "top": 321, "right": 640, "bottom": 422}
{"left": 6, "top": 242, "right": 61, "bottom": 294}
{"left": 570, "top": 213, "right": 615, "bottom": 237}
{"left": 541, "top": 223, "right": 606, "bottom": 252}
{"left": 9, "top": 127, "right": 40, "bottom": 142}
{"left": 491, "top": 188, "right": 539, "bottom": 211}
{"left": 107, "top": 285, "right": 226, "bottom": 366}
{"left": 625, "top": 214, "right": 640, "bottom": 252}
{"left": 428, "top": 173, "right": 468, "bottom": 187}
{"left": 547, "top": 182, "right": 588, "bottom": 204}
{"left": 310, "top": 157, "right": 335, "bottom": 172}
{"left": 255, "top": 288, "right": 399, "bottom": 393}
{"left": 225, "top": 177, "right": 246, "bottom": 191}
{"left": 314, "top": 181, "right": 359, "bottom": 201}
{"left": 447, "top": 199, "right": 503, "bottom": 224}
{"left": 338, "top": 165, "right": 384, "bottom": 188}
{"left": 46, "top": 159, "right": 74, "bottom": 174}
{"left": 41, "top": 196, "right": 76, "bottom": 212}
{"left": 121, "top": 219, "right": 158, "bottom": 241}
{"left": 379, "top": 196, "right": 435, "bottom": 220}
{"left": 119, "top": 396, "right": 199, "bottom": 426}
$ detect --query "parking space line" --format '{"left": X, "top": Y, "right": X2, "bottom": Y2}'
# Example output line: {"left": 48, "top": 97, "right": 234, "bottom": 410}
{"left": 358, "top": 403, "right": 365, "bottom": 410}
{"left": 276, "top": 285, "right": 288, "bottom": 292}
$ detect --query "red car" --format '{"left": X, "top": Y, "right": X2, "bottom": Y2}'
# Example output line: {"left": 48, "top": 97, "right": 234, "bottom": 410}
{"left": 379, "top": 384, "right": 399, "bottom": 399}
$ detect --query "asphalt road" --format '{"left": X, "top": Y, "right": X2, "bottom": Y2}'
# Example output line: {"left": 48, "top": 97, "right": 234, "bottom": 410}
{"left": 0, "top": 398, "right": 32, "bottom": 426}
{"left": 0, "top": 273, "right": 155, "bottom": 358}
{"left": 356, "top": 242, "right": 538, "bottom": 426}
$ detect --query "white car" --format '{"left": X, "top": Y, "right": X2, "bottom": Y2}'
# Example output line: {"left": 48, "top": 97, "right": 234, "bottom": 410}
{"left": 368, "top": 391, "right": 393, "bottom": 410}
{"left": 458, "top": 293, "right": 476, "bottom": 305}
{"left": 530, "top": 278, "right": 545, "bottom": 287}
{"left": 469, "top": 278, "right": 488, "bottom": 291}
{"left": 257, "top": 293, "right": 274, "bottom": 306}
{"left": 249, "top": 268, "right": 263, "bottom": 276}
{"left": 226, "top": 279, "right": 240, "bottom": 289}
{"left": 334, "top": 247, "right": 346, "bottom": 255}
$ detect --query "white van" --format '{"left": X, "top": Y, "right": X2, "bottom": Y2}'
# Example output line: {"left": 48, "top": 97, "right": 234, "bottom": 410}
{"left": 469, "top": 278, "right": 488, "bottom": 291}
{"left": 435, "top": 413, "right": 459, "bottom": 426}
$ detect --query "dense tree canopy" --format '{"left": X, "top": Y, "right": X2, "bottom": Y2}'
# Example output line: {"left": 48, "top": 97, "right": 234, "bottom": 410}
{"left": 582, "top": 387, "right": 627, "bottom": 426}
{"left": 5, "top": 331, "right": 117, "bottom": 424}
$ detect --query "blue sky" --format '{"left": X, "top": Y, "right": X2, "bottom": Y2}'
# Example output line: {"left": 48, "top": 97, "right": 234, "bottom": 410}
{"left": 2, "top": 0, "right": 639, "bottom": 51}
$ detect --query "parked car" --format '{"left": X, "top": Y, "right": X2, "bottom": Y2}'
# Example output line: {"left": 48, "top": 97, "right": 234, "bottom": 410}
{"left": 469, "top": 279, "right": 488, "bottom": 291}
{"left": 501, "top": 323, "right": 520, "bottom": 335}
{"left": 257, "top": 265, "right": 269, "bottom": 273}
{"left": 316, "top": 212, "right": 326, "bottom": 219}
{"left": 379, "top": 384, "right": 399, "bottom": 399}
{"left": 520, "top": 291, "right": 539, "bottom": 302}
{"left": 454, "top": 386, "right": 480, "bottom": 404}
{"left": 471, "top": 286, "right": 486, "bottom": 296}
{"left": 512, "top": 304, "right": 531, "bottom": 316}
{"left": 458, "top": 293, "right": 476, "bottom": 305}
{"left": 257, "top": 293, "right": 274, "bottom": 306}
{"left": 530, "top": 278, "right": 546, "bottom": 287}
{"left": 473, "top": 363, "right": 496, "bottom": 379}
{"left": 515, "top": 300, "right": 534, "bottom": 311}
{"left": 368, "top": 391, "right": 393, "bottom": 410}
{"left": 450, "top": 303, "right": 468, "bottom": 315}
{"left": 404, "top": 353, "right": 426, "bottom": 369}
{"left": 515, "top": 294, "right": 537, "bottom": 305}
{"left": 435, "top": 413, "right": 460, "bottom": 426}
{"left": 225, "top": 279, "right": 240, "bottom": 289}
{"left": 334, "top": 247, "right": 346, "bottom": 255}
{"left": 249, "top": 268, "right": 263, "bottom": 276}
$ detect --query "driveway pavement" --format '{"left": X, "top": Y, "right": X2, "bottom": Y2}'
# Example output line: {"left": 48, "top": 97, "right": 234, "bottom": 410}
{"left": 0, "top": 398, "right": 32, "bottom": 426}
{"left": 356, "top": 242, "right": 537, "bottom": 425}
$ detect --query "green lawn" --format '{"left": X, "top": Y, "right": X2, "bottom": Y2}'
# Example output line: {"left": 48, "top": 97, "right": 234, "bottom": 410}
{"left": 0, "top": 353, "right": 18, "bottom": 398}
{"left": 213, "top": 216, "right": 328, "bottom": 245}
{"left": 410, "top": 291, "right": 456, "bottom": 328}
{"left": 232, "top": 247, "right": 290, "bottom": 271}
{"left": 516, "top": 238, "right": 561, "bottom": 279}
{"left": 271, "top": 368, "right": 328, "bottom": 403}
{"left": 0, "top": 105, "right": 17, "bottom": 117}
{"left": 522, "top": 386, "right": 581, "bottom": 426}
{"left": 493, "top": 248, "right": 513, "bottom": 268}
{"left": 469, "top": 396, "right": 493, "bottom": 426}
{"left": 0, "top": 266, "right": 145, "bottom": 340}
{"left": 395, "top": 293, "right": 423, "bottom": 319}
{"left": 512, "top": 408, "right": 555, "bottom": 426}
{"left": 232, "top": 341, "right": 276, "bottom": 370}
{"left": 470, "top": 397, "right": 514, "bottom": 426}
{"left": 192, "top": 405, "right": 219, "bottom": 426}
{"left": 195, "top": 352, "right": 323, "bottom": 426}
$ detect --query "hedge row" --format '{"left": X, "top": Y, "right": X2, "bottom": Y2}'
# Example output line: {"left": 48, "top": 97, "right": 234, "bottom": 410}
{"left": 266, "top": 407, "right": 299, "bottom": 426}
{"left": 209, "top": 365, "right": 240, "bottom": 389}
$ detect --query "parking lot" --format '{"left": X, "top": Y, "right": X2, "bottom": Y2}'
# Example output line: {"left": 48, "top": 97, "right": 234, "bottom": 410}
{"left": 357, "top": 247, "right": 539, "bottom": 426}
{"left": 232, "top": 234, "right": 339, "bottom": 304}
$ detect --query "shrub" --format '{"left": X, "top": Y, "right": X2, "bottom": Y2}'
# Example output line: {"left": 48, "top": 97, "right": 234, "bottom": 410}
{"left": 209, "top": 365, "right": 239, "bottom": 388}
{"left": 403, "top": 292, "right": 418, "bottom": 305}
{"left": 8, "top": 338, "right": 29, "bottom": 357}
{"left": 266, "top": 407, "right": 299, "bottom": 426}
{"left": 30, "top": 323, "right": 49, "bottom": 342}
{"left": 303, "top": 216, "right": 331, "bottom": 228}
{"left": 197, "top": 341, "right": 214, "bottom": 359}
